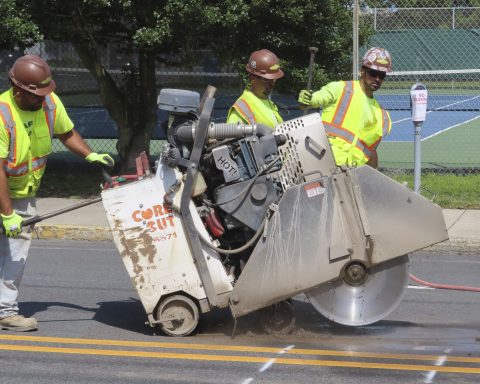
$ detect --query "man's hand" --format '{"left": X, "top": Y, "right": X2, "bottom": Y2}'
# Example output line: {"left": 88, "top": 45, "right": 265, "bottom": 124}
{"left": 298, "top": 89, "right": 313, "bottom": 106}
{"left": 85, "top": 153, "right": 114, "bottom": 170}
{"left": 1, "top": 211, "right": 23, "bottom": 237}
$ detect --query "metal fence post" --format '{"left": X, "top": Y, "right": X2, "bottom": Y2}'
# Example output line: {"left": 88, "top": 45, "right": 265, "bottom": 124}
{"left": 352, "top": 0, "right": 359, "bottom": 80}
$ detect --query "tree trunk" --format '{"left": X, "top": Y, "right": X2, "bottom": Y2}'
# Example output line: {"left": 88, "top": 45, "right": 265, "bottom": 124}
{"left": 73, "top": 42, "right": 158, "bottom": 173}
{"left": 116, "top": 50, "right": 158, "bottom": 172}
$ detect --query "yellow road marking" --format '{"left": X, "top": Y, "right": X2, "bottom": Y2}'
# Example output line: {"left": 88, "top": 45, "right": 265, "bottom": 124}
{"left": 0, "top": 334, "right": 478, "bottom": 364}
{"left": 0, "top": 343, "right": 478, "bottom": 374}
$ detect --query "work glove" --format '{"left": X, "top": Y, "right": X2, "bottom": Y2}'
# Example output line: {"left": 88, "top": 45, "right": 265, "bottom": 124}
{"left": 298, "top": 89, "right": 313, "bottom": 106}
{"left": 1, "top": 211, "right": 23, "bottom": 237}
{"left": 85, "top": 152, "right": 115, "bottom": 171}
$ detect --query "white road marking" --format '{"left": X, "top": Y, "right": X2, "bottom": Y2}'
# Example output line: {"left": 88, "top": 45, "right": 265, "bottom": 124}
{"left": 423, "top": 348, "right": 451, "bottom": 383}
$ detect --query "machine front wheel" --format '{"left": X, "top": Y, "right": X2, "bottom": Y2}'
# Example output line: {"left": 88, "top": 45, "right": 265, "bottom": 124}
{"left": 156, "top": 295, "right": 200, "bottom": 336}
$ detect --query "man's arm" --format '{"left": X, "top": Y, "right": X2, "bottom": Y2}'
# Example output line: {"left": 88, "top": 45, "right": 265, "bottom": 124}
{"left": 57, "top": 129, "right": 114, "bottom": 169}
{"left": 56, "top": 129, "right": 92, "bottom": 158}
{"left": 310, "top": 81, "right": 342, "bottom": 109}
{"left": 0, "top": 160, "right": 13, "bottom": 216}
{"left": 367, "top": 150, "right": 378, "bottom": 169}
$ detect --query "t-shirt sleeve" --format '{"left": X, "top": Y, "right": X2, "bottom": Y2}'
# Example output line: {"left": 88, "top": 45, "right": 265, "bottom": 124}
{"left": 51, "top": 93, "right": 74, "bottom": 135}
{"left": 0, "top": 123, "right": 9, "bottom": 159}
{"left": 311, "top": 81, "right": 344, "bottom": 109}
{"left": 226, "top": 107, "right": 248, "bottom": 124}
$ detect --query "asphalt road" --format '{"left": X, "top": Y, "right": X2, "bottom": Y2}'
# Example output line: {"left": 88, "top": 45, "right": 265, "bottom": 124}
{"left": 0, "top": 240, "right": 478, "bottom": 384}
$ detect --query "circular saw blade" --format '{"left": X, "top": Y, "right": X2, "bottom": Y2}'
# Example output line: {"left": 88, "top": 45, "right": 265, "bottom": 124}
{"left": 306, "top": 255, "right": 409, "bottom": 326}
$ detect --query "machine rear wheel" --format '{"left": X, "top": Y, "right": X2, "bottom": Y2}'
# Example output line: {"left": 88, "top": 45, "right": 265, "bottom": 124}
{"left": 156, "top": 295, "right": 200, "bottom": 336}
{"left": 306, "top": 255, "right": 409, "bottom": 326}
{"left": 260, "top": 300, "right": 296, "bottom": 335}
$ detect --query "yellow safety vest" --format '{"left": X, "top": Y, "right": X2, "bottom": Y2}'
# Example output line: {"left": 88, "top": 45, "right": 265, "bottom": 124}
{"left": 322, "top": 81, "right": 391, "bottom": 166}
{"left": 0, "top": 95, "right": 56, "bottom": 198}
{"left": 227, "top": 90, "right": 283, "bottom": 129}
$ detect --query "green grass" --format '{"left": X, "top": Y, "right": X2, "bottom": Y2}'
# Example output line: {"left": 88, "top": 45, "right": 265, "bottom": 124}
{"left": 378, "top": 116, "right": 480, "bottom": 168}
{"left": 390, "top": 173, "right": 480, "bottom": 209}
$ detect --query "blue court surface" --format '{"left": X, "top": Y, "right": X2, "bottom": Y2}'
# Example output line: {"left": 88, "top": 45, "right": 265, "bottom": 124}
{"left": 387, "top": 110, "right": 480, "bottom": 142}
{"left": 379, "top": 94, "right": 480, "bottom": 142}
{"left": 66, "top": 93, "right": 479, "bottom": 142}
{"left": 67, "top": 108, "right": 169, "bottom": 139}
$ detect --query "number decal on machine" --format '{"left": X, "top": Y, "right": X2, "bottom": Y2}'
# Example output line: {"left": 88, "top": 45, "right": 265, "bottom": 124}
{"left": 304, "top": 182, "right": 325, "bottom": 198}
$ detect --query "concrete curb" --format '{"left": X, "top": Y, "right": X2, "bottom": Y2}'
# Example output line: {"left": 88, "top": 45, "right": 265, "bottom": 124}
{"left": 32, "top": 224, "right": 480, "bottom": 253}
{"left": 426, "top": 239, "right": 480, "bottom": 253}
{"left": 34, "top": 224, "right": 112, "bottom": 241}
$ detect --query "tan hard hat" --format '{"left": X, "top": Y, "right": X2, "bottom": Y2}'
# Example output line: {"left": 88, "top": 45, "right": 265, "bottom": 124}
{"left": 246, "top": 49, "right": 284, "bottom": 80}
{"left": 362, "top": 47, "right": 393, "bottom": 73}
{"left": 9, "top": 55, "right": 56, "bottom": 96}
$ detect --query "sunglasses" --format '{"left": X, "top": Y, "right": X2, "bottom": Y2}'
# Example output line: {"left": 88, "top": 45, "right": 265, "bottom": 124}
{"left": 365, "top": 68, "right": 387, "bottom": 80}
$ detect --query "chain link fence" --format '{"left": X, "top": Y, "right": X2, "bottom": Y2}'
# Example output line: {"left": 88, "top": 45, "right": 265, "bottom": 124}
{"left": 0, "top": 42, "right": 246, "bottom": 163}
{"left": 1, "top": 5, "right": 478, "bottom": 180}
{"left": 360, "top": 5, "right": 480, "bottom": 177}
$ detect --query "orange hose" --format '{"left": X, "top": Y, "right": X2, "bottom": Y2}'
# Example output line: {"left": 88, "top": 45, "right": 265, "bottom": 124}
{"left": 409, "top": 274, "right": 480, "bottom": 292}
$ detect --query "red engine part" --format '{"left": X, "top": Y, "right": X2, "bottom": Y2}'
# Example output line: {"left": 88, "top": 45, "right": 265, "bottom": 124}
{"left": 204, "top": 210, "right": 225, "bottom": 238}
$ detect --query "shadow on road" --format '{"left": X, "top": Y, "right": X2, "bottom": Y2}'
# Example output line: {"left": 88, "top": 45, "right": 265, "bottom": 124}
{"left": 19, "top": 298, "right": 416, "bottom": 339}
{"left": 20, "top": 298, "right": 153, "bottom": 335}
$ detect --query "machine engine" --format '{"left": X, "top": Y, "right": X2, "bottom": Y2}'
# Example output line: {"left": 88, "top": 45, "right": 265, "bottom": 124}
{"left": 158, "top": 88, "right": 289, "bottom": 275}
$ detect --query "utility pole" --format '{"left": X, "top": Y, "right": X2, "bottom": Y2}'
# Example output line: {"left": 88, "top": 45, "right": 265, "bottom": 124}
{"left": 353, "top": 0, "right": 359, "bottom": 80}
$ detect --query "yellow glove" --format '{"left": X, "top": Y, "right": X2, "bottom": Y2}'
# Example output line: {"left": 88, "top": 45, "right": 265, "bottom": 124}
{"left": 298, "top": 89, "right": 313, "bottom": 106}
{"left": 85, "top": 152, "right": 114, "bottom": 170}
{"left": 1, "top": 211, "right": 23, "bottom": 237}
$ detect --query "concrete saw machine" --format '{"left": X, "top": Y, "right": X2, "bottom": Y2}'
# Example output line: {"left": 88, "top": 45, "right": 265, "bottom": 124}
{"left": 101, "top": 86, "right": 448, "bottom": 336}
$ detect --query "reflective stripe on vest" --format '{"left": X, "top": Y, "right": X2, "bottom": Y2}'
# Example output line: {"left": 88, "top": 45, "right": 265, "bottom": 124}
{"left": 369, "top": 109, "right": 391, "bottom": 150}
{"left": 43, "top": 95, "right": 56, "bottom": 138}
{"left": 324, "top": 81, "right": 389, "bottom": 160}
{"left": 0, "top": 96, "right": 56, "bottom": 176}
{"left": 31, "top": 156, "right": 48, "bottom": 171}
{"left": 324, "top": 122, "right": 374, "bottom": 159}
{"left": 233, "top": 99, "right": 256, "bottom": 125}
{"left": 331, "top": 81, "right": 354, "bottom": 126}
{"left": 0, "top": 102, "right": 16, "bottom": 163}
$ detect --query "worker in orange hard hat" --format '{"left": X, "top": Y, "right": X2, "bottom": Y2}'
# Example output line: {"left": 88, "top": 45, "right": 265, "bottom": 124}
{"left": 0, "top": 55, "right": 114, "bottom": 332}
{"left": 298, "top": 47, "right": 393, "bottom": 169}
{"left": 227, "top": 49, "right": 284, "bottom": 129}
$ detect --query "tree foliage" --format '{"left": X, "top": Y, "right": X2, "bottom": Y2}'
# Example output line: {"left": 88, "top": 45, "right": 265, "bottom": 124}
{"left": 0, "top": 0, "right": 41, "bottom": 49}
{"left": 9, "top": 0, "right": 367, "bottom": 171}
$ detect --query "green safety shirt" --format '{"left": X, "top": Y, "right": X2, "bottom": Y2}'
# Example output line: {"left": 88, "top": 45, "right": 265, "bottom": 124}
{"left": 227, "top": 89, "right": 283, "bottom": 129}
{"left": 0, "top": 89, "right": 74, "bottom": 198}
{"left": 310, "top": 80, "right": 391, "bottom": 166}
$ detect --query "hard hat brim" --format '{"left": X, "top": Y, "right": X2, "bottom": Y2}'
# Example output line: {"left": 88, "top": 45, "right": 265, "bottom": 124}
{"left": 29, "top": 79, "right": 56, "bottom": 96}
{"left": 247, "top": 67, "right": 284, "bottom": 80}
{"left": 261, "top": 69, "right": 284, "bottom": 80}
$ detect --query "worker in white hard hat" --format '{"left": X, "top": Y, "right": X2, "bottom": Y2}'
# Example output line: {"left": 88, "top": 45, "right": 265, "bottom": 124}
{"left": 298, "top": 47, "right": 393, "bottom": 168}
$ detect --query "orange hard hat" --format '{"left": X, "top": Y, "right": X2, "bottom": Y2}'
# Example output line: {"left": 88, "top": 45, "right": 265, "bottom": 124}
{"left": 246, "top": 49, "right": 284, "bottom": 80}
{"left": 9, "top": 55, "right": 56, "bottom": 96}
{"left": 362, "top": 47, "right": 393, "bottom": 73}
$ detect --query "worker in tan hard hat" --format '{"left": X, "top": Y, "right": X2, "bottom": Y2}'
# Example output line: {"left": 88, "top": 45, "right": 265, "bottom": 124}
{"left": 0, "top": 55, "right": 114, "bottom": 332}
{"left": 227, "top": 49, "right": 284, "bottom": 129}
{"left": 298, "top": 47, "right": 393, "bottom": 169}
